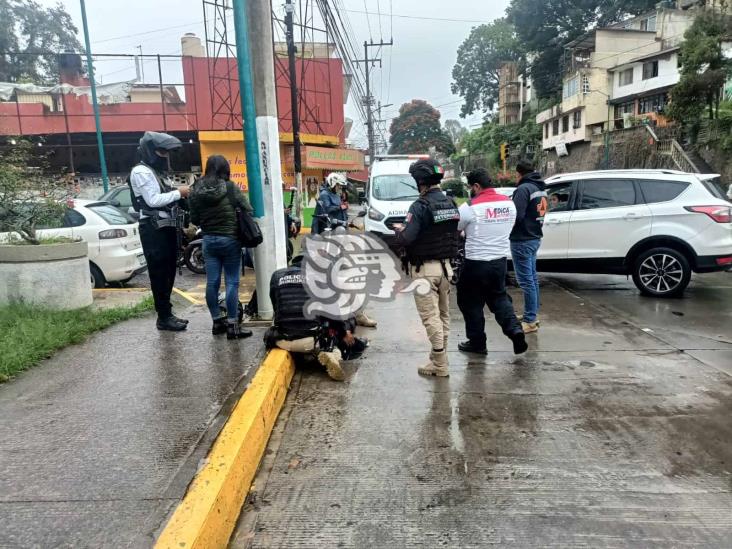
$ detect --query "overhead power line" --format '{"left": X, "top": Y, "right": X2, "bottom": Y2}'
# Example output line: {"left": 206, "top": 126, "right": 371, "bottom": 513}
{"left": 343, "top": 9, "right": 493, "bottom": 24}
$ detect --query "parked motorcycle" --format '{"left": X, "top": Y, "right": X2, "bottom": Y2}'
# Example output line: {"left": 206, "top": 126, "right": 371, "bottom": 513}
{"left": 183, "top": 228, "right": 206, "bottom": 275}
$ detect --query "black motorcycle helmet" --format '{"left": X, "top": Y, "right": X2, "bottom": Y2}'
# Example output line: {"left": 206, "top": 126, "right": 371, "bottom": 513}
{"left": 409, "top": 158, "right": 445, "bottom": 188}
{"left": 138, "top": 131, "right": 182, "bottom": 173}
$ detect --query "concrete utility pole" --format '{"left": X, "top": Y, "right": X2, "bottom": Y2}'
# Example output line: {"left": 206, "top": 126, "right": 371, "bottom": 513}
{"left": 79, "top": 0, "right": 109, "bottom": 193}
{"left": 284, "top": 0, "right": 303, "bottom": 220}
{"left": 232, "top": 0, "right": 287, "bottom": 320}
{"left": 354, "top": 39, "right": 392, "bottom": 163}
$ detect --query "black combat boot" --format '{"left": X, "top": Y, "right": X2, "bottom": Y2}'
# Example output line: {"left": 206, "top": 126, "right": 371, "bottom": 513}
{"left": 510, "top": 331, "right": 528, "bottom": 355}
{"left": 227, "top": 322, "right": 253, "bottom": 340}
{"left": 212, "top": 317, "right": 227, "bottom": 335}
{"left": 458, "top": 340, "right": 488, "bottom": 355}
{"left": 157, "top": 316, "right": 187, "bottom": 332}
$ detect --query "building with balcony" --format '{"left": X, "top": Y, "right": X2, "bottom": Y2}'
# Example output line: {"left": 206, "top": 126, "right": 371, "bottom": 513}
{"left": 536, "top": 4, "right": 696, "bottom": 154}
{"left": 497, "top": 62, "right": 533, "bottom": 126}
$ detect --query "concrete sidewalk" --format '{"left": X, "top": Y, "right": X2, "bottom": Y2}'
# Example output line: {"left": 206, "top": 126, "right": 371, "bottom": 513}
{"left": 233, "top": 275, "right": 732, "bottom": 548}
{"left": 0, "top": 306, "right": 266, "bottom": 548}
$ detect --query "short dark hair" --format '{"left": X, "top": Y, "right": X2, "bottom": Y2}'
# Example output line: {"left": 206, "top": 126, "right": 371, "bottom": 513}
{"left": 467, "top": 168, "right": 493, "bottom": 189}
{"left": 516, "top": 159, "right": 535, "bottom": 176}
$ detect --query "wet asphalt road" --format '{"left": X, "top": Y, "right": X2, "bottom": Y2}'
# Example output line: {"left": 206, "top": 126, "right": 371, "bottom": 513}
{"left": 232, "top": 271, "right": 732, "bottom": 548}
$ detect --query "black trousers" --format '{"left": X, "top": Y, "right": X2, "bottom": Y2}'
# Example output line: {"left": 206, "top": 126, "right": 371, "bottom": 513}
{"left": 456, "top": 257, "right": 522, "bottom": 347}
{"left": 139, "top": 223, "right": 178, "bottom": 319}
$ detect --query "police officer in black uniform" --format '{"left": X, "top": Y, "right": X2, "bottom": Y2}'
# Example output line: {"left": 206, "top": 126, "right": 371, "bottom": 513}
{"left": 266, "top": 255, "right": 367, "bottom": 381}
{"left": 394, "top": 158, "right": 460, "bottom": 377}
{"left": 129, "top": 131, "right": 190, "bottom": 331}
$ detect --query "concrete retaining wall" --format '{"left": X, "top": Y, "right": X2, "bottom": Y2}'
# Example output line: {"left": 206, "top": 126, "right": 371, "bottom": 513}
{"left": 0, "top": 241, "right": 93, "bottom": 309}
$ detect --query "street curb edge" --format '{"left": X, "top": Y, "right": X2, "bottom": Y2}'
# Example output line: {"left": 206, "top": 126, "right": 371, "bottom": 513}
{"left": 154, "top": 349, "right": 295, "bottom": 549}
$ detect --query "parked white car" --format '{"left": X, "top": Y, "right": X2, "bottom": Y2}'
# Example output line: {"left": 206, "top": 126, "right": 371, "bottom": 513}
{"left": 539, "top": 169, "right": 732, "bottom": 297}
{"left": 1, "top": 200, "right": 147, "bottom": 288}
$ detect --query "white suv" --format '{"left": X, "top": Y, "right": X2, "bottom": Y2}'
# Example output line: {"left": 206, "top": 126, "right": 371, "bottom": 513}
{"left": 538, "top": 170, "right": 732, "bottom": 297}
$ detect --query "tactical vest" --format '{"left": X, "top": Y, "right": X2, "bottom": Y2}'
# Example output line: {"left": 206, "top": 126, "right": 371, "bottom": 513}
{"left": 272, "top": 266, "right": 320, "bottom": 339}
{"left": 127, "top": 162, "right": 176, "bottom": 214}
{"left": 406, "top": 191, "right": 460, "bottom": 265}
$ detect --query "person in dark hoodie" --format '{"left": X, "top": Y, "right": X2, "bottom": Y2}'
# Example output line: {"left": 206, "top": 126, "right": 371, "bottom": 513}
{"left": 510, "top": 159, "right": 548, "bottom": 334}
{"left": 189, "top": 155, "right": 253, "bottom": 340}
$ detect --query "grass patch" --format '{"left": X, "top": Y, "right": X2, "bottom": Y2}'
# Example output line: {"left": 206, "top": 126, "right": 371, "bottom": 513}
{"left": 0, "top": 297, "right": 154, "bottom": 382}
{"left": 2, "top": 235, "right": 79, "bottom": 245}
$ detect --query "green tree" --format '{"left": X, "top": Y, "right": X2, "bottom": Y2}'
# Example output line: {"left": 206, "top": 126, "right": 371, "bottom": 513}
{"left": 444, "top": 119, "right": 468, "bottom": 150}
{"left": 0, "top": 0, "right": 82, "bottom": 83}
{"left": 0, "top": 140, "right": 67, "bottom": 244}
{"left": 507, "top": 0, "right": 658, "bottom": 99}
{"left": 668, "top": 10, "right": 732, "bottom": 122}
{"left": 389, "top": 100, "right": 455, "bottom": 155}
{"left": 451, "top": 19, "right": 524, "bottom": 117}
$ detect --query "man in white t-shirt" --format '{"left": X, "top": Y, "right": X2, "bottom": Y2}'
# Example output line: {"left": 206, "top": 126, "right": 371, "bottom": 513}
{"left": 456, "top": 169, "right": 527, "bottom": 356}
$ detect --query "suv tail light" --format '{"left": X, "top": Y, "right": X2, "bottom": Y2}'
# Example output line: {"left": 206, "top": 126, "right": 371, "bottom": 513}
{"left": 99, "top": 229, "right": 128, "bottom": 239}
{"left": 684, "top": 205, "right": 732, "bottom": 223}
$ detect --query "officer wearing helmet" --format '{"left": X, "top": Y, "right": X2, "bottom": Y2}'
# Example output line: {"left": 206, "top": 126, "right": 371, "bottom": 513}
{"left": 311, "top": 172, "right": 348, "bottom": 234}
{"left": 129, "top": 131, "right": 190, "bottom": 332}
{"left": 394, "top": 158, "right": 460, "bottom": 377}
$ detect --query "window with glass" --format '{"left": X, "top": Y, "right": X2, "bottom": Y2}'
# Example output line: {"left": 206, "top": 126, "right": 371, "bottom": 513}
{"left": 563, "top": 76, "right": 579, "bottom": 99}
{"left": 552, "top": 119, "right": 560, "bottom": 136}
{"left": 618, "top": 68, "right": 634, "bottom": 86}
{"left": 582, "top": 75, "right": 590, "bottom": 95}
{"left": 642, "top": 60, "right": 659, "bottom": 80}
{"left": 562, "top": 116, "right": 569, "bottom": 133}
{"left": 638, "top": 93, "right": 667, "bottom": 114}
{"left": 87, "top": 204, "right": 136, "bottom": 225}
{"left": 640, "top": 15, "right": 657, "bottom": 32}
{"left": 544, "top": 123, "right": 549, "bottom": 138}
{"left": 638, "top": 180, "right": 690, "bottom": 204}
{"left": 614, "top": 101, "right": 635, "bottom": 120}
{"left": 371, "top": 175, "right": 420, "bottom": 201}
{"left": 579, "top": 179, "right": 637, "bottom": 210}
{"left": 547, "top": 182, "right": 574, "bottom": 212}
{"left": 572, "top": 111, "right": 582, "bottom": 129}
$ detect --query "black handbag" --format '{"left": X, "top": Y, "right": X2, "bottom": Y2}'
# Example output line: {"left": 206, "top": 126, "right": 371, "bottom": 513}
{"left": 225, "top": 184, "right": 263, "bottom": 248}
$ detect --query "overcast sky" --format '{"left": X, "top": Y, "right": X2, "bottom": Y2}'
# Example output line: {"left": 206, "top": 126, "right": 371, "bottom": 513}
{"left": 38, "top": 0, "right": 509, "bottom": 148}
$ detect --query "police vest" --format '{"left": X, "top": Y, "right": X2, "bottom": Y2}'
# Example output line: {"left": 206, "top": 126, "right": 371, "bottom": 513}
{"left": 406, "top": 192, "right": 460, "bottom": 265}
{"left": 127, "top": 163, "right": 176, "bottom": 214}
{"left": 271, "top": 266, "right": 320, "bottom": 339}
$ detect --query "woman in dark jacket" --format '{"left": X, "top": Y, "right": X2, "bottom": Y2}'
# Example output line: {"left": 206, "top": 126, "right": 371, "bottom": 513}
{"left": 189, "top": 155, "right": 253, "bottom": 340}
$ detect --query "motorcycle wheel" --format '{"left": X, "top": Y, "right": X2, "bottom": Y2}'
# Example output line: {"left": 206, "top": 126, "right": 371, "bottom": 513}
{"left": 184, "top": 243, "right": 206, "bottom": 274}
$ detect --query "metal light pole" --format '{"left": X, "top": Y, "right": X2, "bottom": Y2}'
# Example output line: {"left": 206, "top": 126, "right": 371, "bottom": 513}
{"left": 284, "top": 0, "right": 303, "bottom": 220}
{"left": 232, "top": 0, "right": 287, "bottom": 320}
{"left": 79, "top": 0, "right": 109, "bottom": 192}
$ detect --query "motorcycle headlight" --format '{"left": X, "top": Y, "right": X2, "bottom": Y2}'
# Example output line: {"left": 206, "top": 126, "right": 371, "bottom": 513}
{"left": 368, "top": 207, "right": 385, "bottom": 222}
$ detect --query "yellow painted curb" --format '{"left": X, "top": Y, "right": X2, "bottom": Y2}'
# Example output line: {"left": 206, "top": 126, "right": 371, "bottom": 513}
{"left": 172, "top": 287, "right": 204, "bottom": 305}
{"left": 155, "top": 349, "right": 295, "bottom": 549}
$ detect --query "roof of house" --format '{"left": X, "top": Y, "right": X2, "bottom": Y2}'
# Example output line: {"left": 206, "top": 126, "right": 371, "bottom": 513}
{"left": 609, "top": 46, "right": 680, "bottom": 71}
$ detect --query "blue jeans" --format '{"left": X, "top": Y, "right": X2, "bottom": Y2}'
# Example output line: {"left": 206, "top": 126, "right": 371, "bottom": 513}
{"left": 203, "top": 235, "right": 242, "bottom": 321}
{"left": 511, "top": 239, "right": 541, "bottom": 323}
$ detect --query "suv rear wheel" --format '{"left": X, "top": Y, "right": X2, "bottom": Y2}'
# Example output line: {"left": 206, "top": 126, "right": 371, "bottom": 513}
{"left": 632, "top": 247, "right": 691, "bottom": 298}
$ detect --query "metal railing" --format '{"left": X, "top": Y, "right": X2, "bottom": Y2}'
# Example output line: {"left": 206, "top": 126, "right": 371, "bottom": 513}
{"left": 657, "top": 139, "right": 700, "bottom": 173}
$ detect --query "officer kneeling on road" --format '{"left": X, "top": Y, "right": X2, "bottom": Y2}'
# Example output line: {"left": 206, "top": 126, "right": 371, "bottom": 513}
{"left": 129, "top": 131, "right": 190, "bottom": 332}
{"left": 265, "top": 255, "right": 368, "bottom": 381}
{"left": 394, "top": 158, "right": 460, "bottom": 378}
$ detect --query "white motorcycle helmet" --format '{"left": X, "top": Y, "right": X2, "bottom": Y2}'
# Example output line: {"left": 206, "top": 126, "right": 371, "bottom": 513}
{"left": 326, "top": 172, "right": 347, "bottom": 191}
